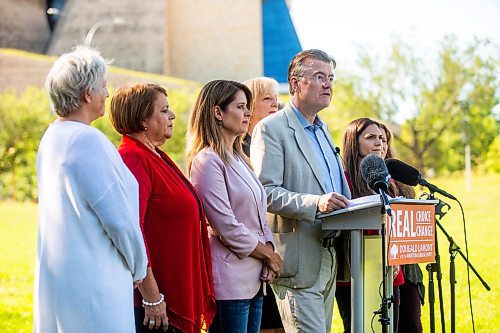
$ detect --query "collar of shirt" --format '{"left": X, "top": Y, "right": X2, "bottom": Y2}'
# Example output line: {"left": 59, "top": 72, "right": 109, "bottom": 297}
{"left": 289, "top": 101, "right": 324, "bottom": 132}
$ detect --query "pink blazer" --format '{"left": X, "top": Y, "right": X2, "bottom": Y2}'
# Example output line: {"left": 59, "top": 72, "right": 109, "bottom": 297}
{"left": 190, "top": 147, "right": 274, "bottom": 300}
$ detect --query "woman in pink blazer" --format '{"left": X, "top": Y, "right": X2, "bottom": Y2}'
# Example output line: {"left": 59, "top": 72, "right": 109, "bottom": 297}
{"left": 187, "top": 80, "right": 283, "bottom": 333}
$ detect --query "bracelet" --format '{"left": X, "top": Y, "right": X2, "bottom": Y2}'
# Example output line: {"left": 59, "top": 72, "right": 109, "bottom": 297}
{"left": 142, "top": 293, "right": 164, "bottom": 307}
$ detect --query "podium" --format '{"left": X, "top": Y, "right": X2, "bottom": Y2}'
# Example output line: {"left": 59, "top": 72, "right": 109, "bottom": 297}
{"left": 320, "top": 197, "right": 438, "bottom": 333}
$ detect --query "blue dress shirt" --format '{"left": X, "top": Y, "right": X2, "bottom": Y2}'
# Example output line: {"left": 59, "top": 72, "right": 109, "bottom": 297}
{"left": 290, "top": 101, "right": 343, "bottom": 194}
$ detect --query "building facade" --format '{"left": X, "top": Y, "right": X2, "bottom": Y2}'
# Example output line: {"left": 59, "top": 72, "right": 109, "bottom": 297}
{"left": 0, "top": 0, "right": 300, "bottom": 83}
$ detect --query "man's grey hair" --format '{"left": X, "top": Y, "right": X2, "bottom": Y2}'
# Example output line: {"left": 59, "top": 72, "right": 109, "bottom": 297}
{"left": 287, "top": 49, "right": 336, "bottom": 95}
{"left": 45, "top": 46, "right": 110, "bottom": 117}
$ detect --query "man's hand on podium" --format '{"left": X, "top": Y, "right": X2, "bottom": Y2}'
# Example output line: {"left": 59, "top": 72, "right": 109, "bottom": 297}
{"left": 318, "top": 192, "right": 349, "bottom": 213}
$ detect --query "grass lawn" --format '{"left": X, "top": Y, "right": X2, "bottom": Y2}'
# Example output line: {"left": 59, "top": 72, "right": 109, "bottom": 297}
{"left": 0, "top": 173, "right": 498, "bottom": 332}
{"left": 331, "top": 173, "right": 500, "bottom": 332}
{"left": 0, "top": 202, "right": 37, "bottom": 332}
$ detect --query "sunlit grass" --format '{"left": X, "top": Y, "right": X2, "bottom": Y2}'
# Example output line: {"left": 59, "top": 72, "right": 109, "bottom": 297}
{"left": 0, "top": 201, "right": 37, "bottom": 333}
{"left": 332, "top": 172, "right": 500, "bottom": 332}
{"left": 0, "top": 174, "right": 498, "bottom": 332}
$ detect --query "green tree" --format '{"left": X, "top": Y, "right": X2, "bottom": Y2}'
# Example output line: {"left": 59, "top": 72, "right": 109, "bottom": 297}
{"left": 162, "top": 88, "right": 199, "bottom": 170}
{"left": 346, "top": 36, "right": 500, "bottom": 174}
{"left": 483, "top": 135, "right": 500, "bottom": 172}
{"left": 94, "top": 86, "right": 198, "bottom": 170}
{"left": 0, "top": 87, "right": 54, "bottom": 200}
{"left": 327, "top": 74, "right": 382, "bottom": 145}
{"left": 0, "top": 85, "right": 199, "bottom": 201}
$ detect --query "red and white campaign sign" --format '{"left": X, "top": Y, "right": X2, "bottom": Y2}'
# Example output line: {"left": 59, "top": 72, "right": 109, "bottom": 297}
{"left": 386, "top": 203, "right": 436, "bottom": 266}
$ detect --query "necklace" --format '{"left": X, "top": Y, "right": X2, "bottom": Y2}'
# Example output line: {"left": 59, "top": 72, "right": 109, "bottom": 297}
{"left": 125, "top": 134, "right": 160, "bottom": 157}
{"left": 144, "top": 143, "right": 160, "bottom": 157}
{"left": 146, "top": 144, "right": 160, "bottom": 157}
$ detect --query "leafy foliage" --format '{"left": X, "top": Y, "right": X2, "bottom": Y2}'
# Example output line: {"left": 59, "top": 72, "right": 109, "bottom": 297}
{"left": 482, "top": 135, "right": 500, "bottom": 173}
{"left": 161, "top": 88, "right": 199, "bottom": 169}
{"left": 0, "top": 88, "right": 55, "bottom": 200}
{"left": 336, "top": 36, "right": 500, "bottom": 175}
{"left": 0, "top": 85, "right": 198, "bottom": 201}
{"left": 1, "top": 35, "right": 498, "bottom": 200}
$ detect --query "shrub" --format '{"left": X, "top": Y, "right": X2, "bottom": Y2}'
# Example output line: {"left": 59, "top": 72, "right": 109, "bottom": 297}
{"left": 0, "top": 85, "right": 198, "bottom": 201}
{"left": 0, "top": 87, "right": 54, "bottom": 200}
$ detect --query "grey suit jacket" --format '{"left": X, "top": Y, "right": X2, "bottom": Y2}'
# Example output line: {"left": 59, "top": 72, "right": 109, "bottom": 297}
{"left": 250, "top": 105, "right": 351, "bottom": 288}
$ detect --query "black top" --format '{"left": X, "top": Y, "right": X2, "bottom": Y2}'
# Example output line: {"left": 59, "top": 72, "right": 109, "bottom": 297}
{"left": 242, "top": 134, "right": 251, "bottom": 157}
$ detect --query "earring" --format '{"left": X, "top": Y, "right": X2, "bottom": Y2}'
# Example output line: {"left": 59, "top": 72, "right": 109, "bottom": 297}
{"left": 143, "top": 126, "right": 148, "bottom": 131}
{"left": 216, "top": 119, "right": 222, "bottom": 127}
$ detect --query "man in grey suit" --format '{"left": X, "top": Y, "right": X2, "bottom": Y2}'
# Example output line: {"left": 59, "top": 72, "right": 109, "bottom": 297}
{"left": 250, "top": 49, "right": 351, "bottom": 332}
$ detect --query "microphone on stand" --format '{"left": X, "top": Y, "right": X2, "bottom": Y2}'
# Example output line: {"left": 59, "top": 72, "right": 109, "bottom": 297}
{"left": 360, "top": 154, "right": 392, "bottom": 216}
{"left": 385, "top": 159, "right": 457, "bottom": 201}
{"left": 360, "top": 153, "right": 394, "bottom": 331}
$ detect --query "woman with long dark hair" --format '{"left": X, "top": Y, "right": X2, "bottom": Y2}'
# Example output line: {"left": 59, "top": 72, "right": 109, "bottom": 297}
{"left": 186, "top": 80, "right": 282, "bottom": 333}
{"left": 338, "top": 118, "right": 409, "bottom": 333}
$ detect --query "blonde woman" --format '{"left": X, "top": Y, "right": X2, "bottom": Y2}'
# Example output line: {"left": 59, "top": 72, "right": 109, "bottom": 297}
{"left": 242, "top": 77, "right": 280, "bottom": 157}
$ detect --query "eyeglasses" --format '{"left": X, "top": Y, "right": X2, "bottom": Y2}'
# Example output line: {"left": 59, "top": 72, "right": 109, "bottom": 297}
{"left": 298, "top": 73, "right": 336, "bottom": 85}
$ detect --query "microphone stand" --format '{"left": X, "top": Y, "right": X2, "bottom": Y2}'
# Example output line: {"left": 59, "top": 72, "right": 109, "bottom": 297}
{"left": 377, "top": 188, "right": 393, "bottom": 333}
{"left": 426, "top": 191, "right": 447, "bottom": 333}
{"left": 433, "top": 200, "right": 491, "bottom": 333}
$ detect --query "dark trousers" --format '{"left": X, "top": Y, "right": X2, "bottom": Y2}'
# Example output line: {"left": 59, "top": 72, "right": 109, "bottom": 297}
{"left": 397, "top": 281, "right": 423, "bottom": 333}
{"left": 260, "top": 284, "right": 284, "bottom": 329}
{"left": 393, "top": 286, "right": 400, "bottom": 333}
{"left": 209, "top": 293, "right": 263, "bottom": 333}
{"left": 335, "top": 285, "right": 401, "bottom": 333}
{"left": 335, "top": 285, "right": 351, "bottom": 333}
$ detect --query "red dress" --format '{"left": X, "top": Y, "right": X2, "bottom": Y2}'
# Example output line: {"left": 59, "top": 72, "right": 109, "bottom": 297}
{"left": 118, "top": 135, "right": 216, "bottom": 333}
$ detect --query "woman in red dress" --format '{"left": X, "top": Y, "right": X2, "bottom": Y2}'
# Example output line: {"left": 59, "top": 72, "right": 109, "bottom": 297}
{"left": 109, "top": 83, "right": 216, "bottom": 333}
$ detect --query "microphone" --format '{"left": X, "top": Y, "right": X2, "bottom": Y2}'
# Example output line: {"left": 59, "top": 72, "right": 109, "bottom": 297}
{"left": 360, "top": 154, "right": 391, "bottom": 193}
{"left": 385, "top": 158, "right": 457, "bottom": 201}
{"left": 360, "top": 154, "right": 392, "bottom": 215}
{"left": 333, "top": 147, "right": 347, "bottom": 167}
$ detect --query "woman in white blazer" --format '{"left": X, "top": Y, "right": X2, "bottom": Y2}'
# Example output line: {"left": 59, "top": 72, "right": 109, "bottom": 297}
{"left": 186, "top": 80, "right": 282, "bottom": 333}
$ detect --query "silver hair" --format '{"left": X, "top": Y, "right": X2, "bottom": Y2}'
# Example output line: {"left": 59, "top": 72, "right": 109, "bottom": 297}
{"left": 45, "top": 46, "right": 110, "bottom": 117}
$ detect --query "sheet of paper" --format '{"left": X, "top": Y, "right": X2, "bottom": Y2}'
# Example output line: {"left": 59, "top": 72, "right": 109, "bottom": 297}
{"left": 348, "top": 194, "right": 401, "bottom": 207}
{"left": 348, "top": 194, "right": 381, "bottom": 207}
